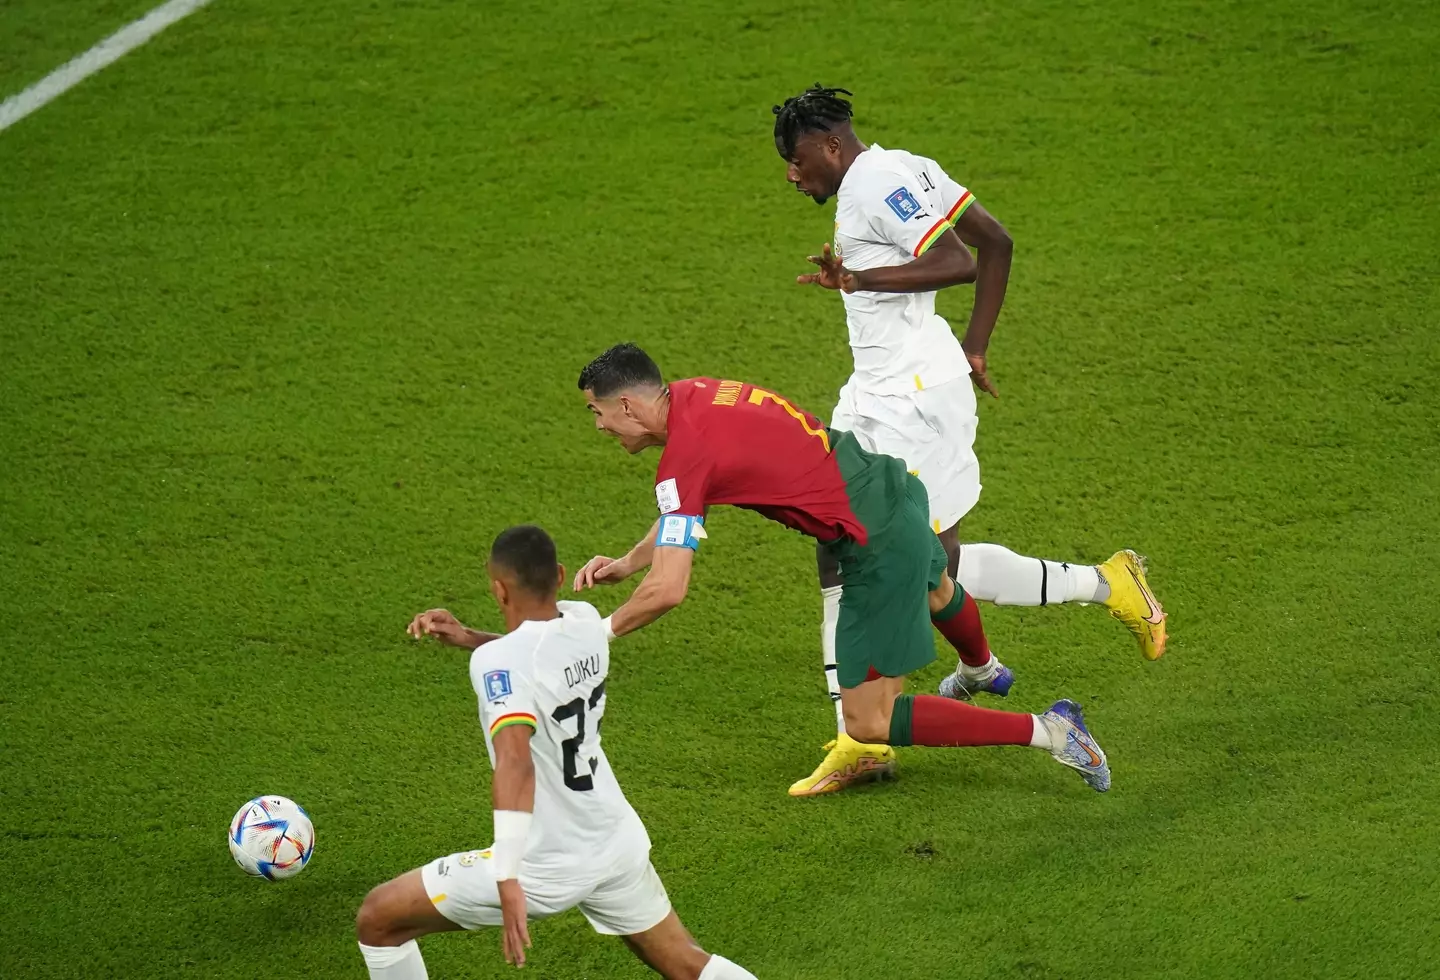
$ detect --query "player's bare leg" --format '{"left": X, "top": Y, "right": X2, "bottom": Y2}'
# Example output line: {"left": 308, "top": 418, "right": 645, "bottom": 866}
{"left": 355, "top": 869, "right": 463, "bottom": 979}
{"left": 789, "top": 544, "right": 897, "bottom": 799}
{"left": 836, "top": 673, "right": 906, "bottom": 744}
{"left": 622, "top": 911, "right": 760, "bottom": 979}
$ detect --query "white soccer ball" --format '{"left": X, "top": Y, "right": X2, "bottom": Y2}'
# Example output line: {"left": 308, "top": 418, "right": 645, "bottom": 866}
{"left": 228, "top": 796, "right": 315, "bottom": 880}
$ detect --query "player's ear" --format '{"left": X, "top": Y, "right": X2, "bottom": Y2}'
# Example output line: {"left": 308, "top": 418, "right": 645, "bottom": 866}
{"left": 490, "top": 577, "right": 508, "bottom": 607}
{"left": 555, "top": 563, "right": 566, "bottom": 592}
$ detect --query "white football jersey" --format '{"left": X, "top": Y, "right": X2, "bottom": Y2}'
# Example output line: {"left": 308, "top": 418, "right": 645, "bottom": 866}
{"left": 471, "top": 600, "right": 648, "bottom": 878}
{"left": 832, "top": 144, "right": 978, "bottom": 395}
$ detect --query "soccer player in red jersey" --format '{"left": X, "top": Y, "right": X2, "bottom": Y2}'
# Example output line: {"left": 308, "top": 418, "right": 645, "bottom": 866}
{"left": 573, "top": 343, "right": 1111, "bottom": 793}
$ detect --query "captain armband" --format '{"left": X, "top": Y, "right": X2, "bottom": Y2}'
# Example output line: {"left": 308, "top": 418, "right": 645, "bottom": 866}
{"left": 655, "top": 514, "right": 707, "bottom": 551}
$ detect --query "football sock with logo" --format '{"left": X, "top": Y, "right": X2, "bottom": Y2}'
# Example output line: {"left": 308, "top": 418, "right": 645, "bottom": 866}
{"left": 890, "top": 693, "right": 1034, "bottom": 747}
{"left": 931, "top": 586, "right": 993, "bottom": 667}
{"left": 359, "top": 940, "right": 429, "bottom": 980}
{"left": 699, "top": 954, "right": 762, "bottom": 980}
{"left": 819, "top": 585, "right": 845, "bottom": 733}
{"left": 957, "top": 543, "right": 1108, "bottom": 606}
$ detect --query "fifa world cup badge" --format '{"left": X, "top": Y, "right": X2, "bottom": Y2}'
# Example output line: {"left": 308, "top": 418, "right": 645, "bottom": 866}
{"left": 484, "top": 670, "right": 512, "bottom": 701}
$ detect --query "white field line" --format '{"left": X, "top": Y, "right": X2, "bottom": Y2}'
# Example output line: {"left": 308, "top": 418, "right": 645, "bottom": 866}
{"left": 0, "top": 0, "right": 214, "bottom": 133}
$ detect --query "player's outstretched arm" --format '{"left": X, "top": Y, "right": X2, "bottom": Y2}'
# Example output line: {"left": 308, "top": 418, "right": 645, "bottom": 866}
{"left": 607, "top": 544, "right": 693, "bottom": 637}
{"left": 952, "top": 202, "right": 1013, "bottom": 398}
{"left": 491, "top": 725, "right": 536, "bottom": 968}
{"left": 573, "top": 519, "right": 661, "bottom": 591}
{"left": 814, "top": 230, "right": 977, "bottom": 294}
{"left": 407, "top": 609, "right": 501, "bottom": 649}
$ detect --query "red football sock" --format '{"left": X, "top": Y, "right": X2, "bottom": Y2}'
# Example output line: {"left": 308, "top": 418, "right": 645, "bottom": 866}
{"left": 932, "top": 589, "right": 991, "bottom": 667}
{"left": 910, "top": 695, "right": 1032, "bottom": 747}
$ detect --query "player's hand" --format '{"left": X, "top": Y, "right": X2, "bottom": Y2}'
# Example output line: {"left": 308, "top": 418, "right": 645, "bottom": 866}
{"left": 965, "top": 350, "right": 999, "bottom": 399}
{"left": 573, "top": 555, "right": 627, "bottom": 591}
{"left": 407, "top": 608, "right": 469, "bottom": 645}
{"left": 498, "top": 879, "right": 531, "bottom": 967}
{"left": 797, "top": 243, "right": 859, "bottom": 292}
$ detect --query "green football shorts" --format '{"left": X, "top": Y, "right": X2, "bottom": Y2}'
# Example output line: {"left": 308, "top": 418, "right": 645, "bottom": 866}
{"left": 820, "top": 431, "right": 948, "bottom": 689}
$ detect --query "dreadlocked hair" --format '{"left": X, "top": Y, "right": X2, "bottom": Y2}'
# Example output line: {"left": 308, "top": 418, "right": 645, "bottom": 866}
{"left": 772, "top": 84, "right": 854, "bottom": 159}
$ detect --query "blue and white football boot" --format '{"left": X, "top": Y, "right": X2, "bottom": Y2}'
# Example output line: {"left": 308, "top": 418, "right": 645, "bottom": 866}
{"left": 1040, "top": 699, "right": 1111, "bottom": 793}
{"left": 937, "top": 658, "right": 1015, "bottom": 700}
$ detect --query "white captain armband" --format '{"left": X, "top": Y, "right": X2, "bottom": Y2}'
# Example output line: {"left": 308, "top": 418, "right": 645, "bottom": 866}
{"left": 655, "top": 514, "right": 707, "bottom": 551}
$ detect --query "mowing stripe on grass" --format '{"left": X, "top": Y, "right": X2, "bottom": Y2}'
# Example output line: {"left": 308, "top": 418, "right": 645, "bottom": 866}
{"left": 0, "top": 0, "right": 214, "bottom": 133}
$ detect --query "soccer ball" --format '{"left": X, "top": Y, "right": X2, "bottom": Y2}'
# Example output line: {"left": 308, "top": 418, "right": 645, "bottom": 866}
{"left": 228, "top": 796, "right": 315, "bottom": 880}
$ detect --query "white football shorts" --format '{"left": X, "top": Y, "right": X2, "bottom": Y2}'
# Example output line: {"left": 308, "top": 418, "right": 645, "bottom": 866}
{"left": 421, "top": 844, "right": 671, "bottom": 937}
{"left": 831, "top": 376, "right": 981, "bottom": 532}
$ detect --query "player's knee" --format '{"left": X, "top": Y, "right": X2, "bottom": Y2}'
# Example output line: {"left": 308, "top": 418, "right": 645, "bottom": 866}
{"left": 928, "top": 574, "right": 956, "bottom": 615}
{"left": 355, "top": 885, "right": 396, "bottom": 946}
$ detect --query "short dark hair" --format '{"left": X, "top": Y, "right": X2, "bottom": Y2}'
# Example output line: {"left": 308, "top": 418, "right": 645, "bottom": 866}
{"left": 490, "top": 525, "right": 559, "bottom": 597}
{"left": 577, "top": 343, "right": 663, "bottom": 398}
{"left": 772, "top": 84, "right": 854, "bottom": 159}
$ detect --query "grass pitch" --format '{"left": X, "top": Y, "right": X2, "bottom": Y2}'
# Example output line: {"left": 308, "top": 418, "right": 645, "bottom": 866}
{"left": 2, "top": 0, "right": 1438, "bottom": 977}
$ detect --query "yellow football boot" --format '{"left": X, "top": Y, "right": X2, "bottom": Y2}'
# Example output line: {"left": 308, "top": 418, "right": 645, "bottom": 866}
{"left": 787, "top": 733, "right": 896, "bottom": 798}
{"left": 1099, "top": 549, "right": 1167, "bottom": 660}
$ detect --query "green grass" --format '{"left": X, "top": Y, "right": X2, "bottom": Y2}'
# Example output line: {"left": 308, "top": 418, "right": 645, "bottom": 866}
{"left": 0, "top": 0, "right": 162, "bottom": 95}
{"left": 3, "top": 0, "right": 1439, "bottom": 977}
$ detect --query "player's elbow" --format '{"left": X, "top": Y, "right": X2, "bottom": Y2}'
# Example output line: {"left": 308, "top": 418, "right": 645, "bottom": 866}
{"left": 654, "top": 577, "right": 690, "bottom": 612}
{"left": 657, "top": 584, "right": 688, "bottom": 612}
{"left": 956, "top": 256, "right": 978, "bottom": 285}
{"left": 982, "top": 223, "right": 1014, "bottom": 255}
{"left": 951, "top": 248, "right": 978, "bottom": 285}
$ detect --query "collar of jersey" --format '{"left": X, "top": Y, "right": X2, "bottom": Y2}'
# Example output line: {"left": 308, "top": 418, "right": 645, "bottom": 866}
{"left": 839, "top": 144, "right": 883, "bottom": 197}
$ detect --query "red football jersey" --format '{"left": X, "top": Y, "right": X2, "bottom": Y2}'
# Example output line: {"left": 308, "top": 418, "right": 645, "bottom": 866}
{"left": 654, "top": 378, "right": 868, "bottom": 545}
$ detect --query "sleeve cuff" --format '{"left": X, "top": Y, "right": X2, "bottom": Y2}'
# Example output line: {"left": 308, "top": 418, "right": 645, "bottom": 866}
{"left": 487, "top": 712, "right": 537, "bottom": 737}
{"left": 944, "top": 190, "right": 976, "bottom": 225}
{"left": 912, "top": 216, "right": 952, "bottom": 257}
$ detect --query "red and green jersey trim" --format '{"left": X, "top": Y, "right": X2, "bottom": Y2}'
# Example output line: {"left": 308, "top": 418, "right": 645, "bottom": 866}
{"left": 912, "top": 216, "right": 951, "bottom": 257}
{"left": 488, "top": 712, "right": 537, "bottom": 737}
{"left": 944, "top": 190, "right": 976, "bottom": 225}
{"left": 913, "top": 191, "right": 978, "bottom": 257}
